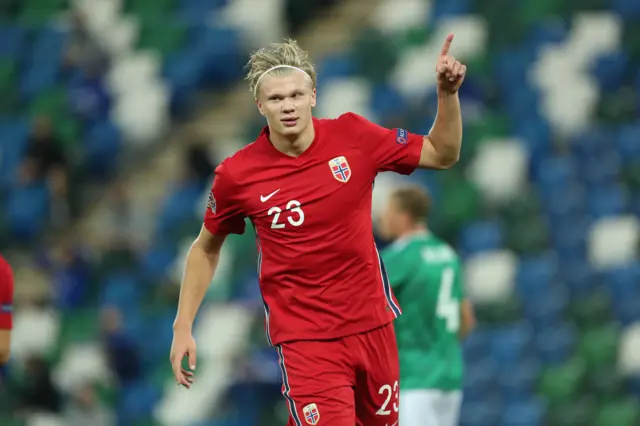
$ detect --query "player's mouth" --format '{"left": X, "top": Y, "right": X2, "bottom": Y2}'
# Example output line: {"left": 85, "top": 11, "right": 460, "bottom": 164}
{"left": 281, "top": 117, "right": 298, "bottom": 127}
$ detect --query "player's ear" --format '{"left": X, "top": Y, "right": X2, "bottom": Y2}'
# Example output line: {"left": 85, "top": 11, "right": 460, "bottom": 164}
{"left": 310, "top": 88, "right": 317, "bottom": 108}
{"left": 256, "top": 98, "right": 266, "bottom": 116}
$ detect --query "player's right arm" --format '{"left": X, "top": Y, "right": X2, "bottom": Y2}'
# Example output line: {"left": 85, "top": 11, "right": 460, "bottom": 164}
{"left": 0, "top": 257, "right": 14, "bottom": 364}
{"left": 171, "top": 162, "right": 245, "bottom": 387}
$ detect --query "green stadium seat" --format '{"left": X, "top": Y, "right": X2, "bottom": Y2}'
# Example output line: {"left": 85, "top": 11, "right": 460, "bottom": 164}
{"left": 54, "top": 115, "right": 81, "bottom": 152}
{"left": 622, "top": 21, "right": 640, "bottom": 63}
{"left": 58, "top": 309, "right": 101, "bottom": 345}
{"left": 547, "top": 396, "right": 597, "bottom": 426}
{"left": 578, "top": 324, "right": 619, "bottom": 369}
{"left": 0, "top": 59, "right": 16, "bottom": 90}
{"left": 437, "top": 174, "right": 482, "bottom": 236}
{"left": 19, "top": 2, "right": 65, "bottom": 26}
{"left": 517, "top": 0, "right": 565, "bottom": 27}
{"left": 567, "top": 291, "right": 612, "bottom": 329}
{"left": 622, "top": 163, "right": 640, "bottom": 192}
{"left": 137, "top": 23, "right": 186, "bottom": 56}
{"left": 395, "top": 26, "right": 432, "bottom": 49}
{"left": 595, "top": 398, "right": 640, "bottom": 426}
{"left": 596, "top": 90, "right": 638, "bottom": 124}
{"left": 127, "top": 0, "right": 175, "bottom": 13}
{"left": 538, "top": 357, "right": 587, "bottom": 406}
{"left": 506, "top": 215, "right": 549, "bottom": 254}
{"left": 351, "top": 28, "right": 399, "bottom": 84}
{"left": 475, "top": 297, "right": 521, "bottom": 324}
{"left": 585, "top": 366, "right": 625, "bottom": 403}
{"left": 30, "top": 87, "right": 68, "bottom": 118}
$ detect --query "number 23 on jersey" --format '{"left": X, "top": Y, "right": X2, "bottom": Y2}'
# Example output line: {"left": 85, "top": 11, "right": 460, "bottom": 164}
{"left": 268, "top": 200, "right": 305, "bottom": 229}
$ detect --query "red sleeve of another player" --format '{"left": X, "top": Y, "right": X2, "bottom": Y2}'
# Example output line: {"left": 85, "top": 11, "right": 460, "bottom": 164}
{"left": 0, "top": 258, "right": 14, "bottom": 330}
{"left": 203, "top": 163, "right": 246, "bottom": 236}
{"left": 340, "top": 112, "right": 423, "bottom": 175}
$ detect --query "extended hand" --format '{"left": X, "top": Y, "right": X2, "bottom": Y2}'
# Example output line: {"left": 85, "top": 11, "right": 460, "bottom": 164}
{"left": 170, "top": 327, "right": 197, "bottom": 388}
{"left": 436, "top": 34, "right": 466, "bottom": 94}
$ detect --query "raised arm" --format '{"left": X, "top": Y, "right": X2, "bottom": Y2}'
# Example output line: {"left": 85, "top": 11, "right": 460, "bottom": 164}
{"left": 419, "top": 34, "right": 465, "bottom": 170}
{"left": 0, "top": 257, "right": 14, "bottom": 364}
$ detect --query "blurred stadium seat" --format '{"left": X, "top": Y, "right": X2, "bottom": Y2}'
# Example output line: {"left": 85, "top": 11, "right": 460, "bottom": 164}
{"left": 0, "top": 0, "right": 638, "bottom": 425}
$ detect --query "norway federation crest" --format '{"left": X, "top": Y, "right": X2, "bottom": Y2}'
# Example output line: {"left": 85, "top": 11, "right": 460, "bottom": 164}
{"left": 303, "top": 403, "right": 320, "bottom": 425}
{"left": 328, "top": 156, "right": 351, "bottom": 183}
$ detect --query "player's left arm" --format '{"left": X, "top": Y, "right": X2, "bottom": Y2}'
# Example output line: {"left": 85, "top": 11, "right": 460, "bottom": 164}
{"left": 419, "top": 34, "right": 465, "bottom": 170}
{"left": 452, "top": 256, "right": 475, "bottom": 339}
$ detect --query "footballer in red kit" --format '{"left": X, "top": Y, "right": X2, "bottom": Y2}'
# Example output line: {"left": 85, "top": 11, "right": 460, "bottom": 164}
{"left": 0, "top": 255, "right": 14, "bottom": 364}
{"left": 171, "top": 35, "right": 465, "bottom": 426}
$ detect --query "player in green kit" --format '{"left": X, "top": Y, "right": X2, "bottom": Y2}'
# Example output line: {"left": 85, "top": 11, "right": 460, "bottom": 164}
{"left": 379, "top": 186, "right": 476, "bottom": 426}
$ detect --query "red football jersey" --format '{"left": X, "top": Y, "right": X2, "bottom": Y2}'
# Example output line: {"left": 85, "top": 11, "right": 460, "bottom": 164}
{"left": 0, "top": 255, "right": 14, "bottom": 330}
{"left": 204, "top": 113, "right": 423, "bottom": 345}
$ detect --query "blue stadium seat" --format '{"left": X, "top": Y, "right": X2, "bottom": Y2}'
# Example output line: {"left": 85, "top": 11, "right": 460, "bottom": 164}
{"left": 497, "top": 358, "right": 540, "bottom": 404}
{"left": 513, "top": 114, "right": 552, "bottom": 165}
{"left": 458, "top": 220, "right": 503, "bottom": 256}
{"left": 492, "top": 48, "right": 535, "bottom": 94}
{"left": 370, "top": 83, "right": 408, "bottom": 119}
{"left": 139, "top": 245, "right": 177, "bottom": 283}
{"left": 527, "top": 20, "right": 568, "bottom": 49}
{"left": 156, "top": 182, "right": 203, "bottom": 234}
{"left": 587, "top": 184, "right": 628, "bottom": 220}
{"left": 616, "top": 124, "right": 640, "bottom": 162}
{"left": 20, "top": 64, "right": 59, "bottom": 101}
{"left": 613, "top": 292, "right": 640, "bottom": 326}
{"left": 516, "top": 253, "right": 557, "bottom": 298}
{"left": 316, "top": 54, "right": 355, "bottom": 85}
{"left": 581, "top": 152, "right": 621, "bottom": 189}
{"left": 589, "top": 51, "right": 628, "bottom": 92}
{"left": 522, "top": 287, "right": 566, "bottom": 331}
{"left": 5, "top": 183, "right": 50, "bottom": 240}
{"left": 570, "top": 127, "right": 612, "bottom": 161}
{"left": 84, "top": 119, "right": 122, "bottom": 177}
{"left": 0, "top": 25, "right": 26, "bottom": 59}
{"left": 0, "top": 118, "right": 30, "bottom": 187}
{"left": 606, "top": 263, "right": 640, "bottom": 303}
{"left": 463, "top": 330, "right": 490, "bottom": 363}
{"left": 118, "top": 381, "right": 162, "bottom": 422}
{"left": 501, "top": 398, "right": 545, "bottom": 426}
{"left": 551, "top": 217, "right": 589, "bottom": 264}
{"left": 194, "top": 26, "right": 244, "bottom": 87}
{"left": 140, "top": 312, "right": 174, "bottom": 365}
{"left": 503, "top": 86, "right": 540, "bottom": 124}
{"left": 561, "top": 259, "right": 598, "bottom": 297}
{"left": 460, "top": 400, "right": 502, "bottom": 426}
{"left": 536, "top": 322, "right": 576, "bottom": 365}
{"left": 179, "top": 0, "right": 226, "bottom": 23}
{"left": 613, "top": 0, "right": 640, "bottom": 17}
{"left": 490, "top": 324, "right": 533, "bottom": 365}
{"left": 430, "top": 0, "right": 471, "bottom": 20}
{"left": 464, "top": 357, "right": 497, "bottom": 403}
{"left": 535, "top": 156, "right": 578, "bottom": 193}
{"left": 100, "top": 273, "right": 141, "bottom": 311}
{"left": 163, "top": 49, "right": 204, "bottom": 115}
{"left": 542, "top": 184, "right": 586, "bottom": 219}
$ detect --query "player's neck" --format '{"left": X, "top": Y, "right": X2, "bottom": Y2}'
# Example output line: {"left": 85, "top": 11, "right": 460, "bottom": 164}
{"left": 397, "top": 225, "right": 429, "bottom": 240}
{"left": 268, "top": 122, "right": 315, "bottom": 157}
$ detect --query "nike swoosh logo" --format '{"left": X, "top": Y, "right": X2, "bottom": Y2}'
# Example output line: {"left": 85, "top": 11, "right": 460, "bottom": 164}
{"left": 386, "top": 422, "right": 398, "bottom": 426}
{"left": 260, "top": 189, "right": 280, "bottom": 202}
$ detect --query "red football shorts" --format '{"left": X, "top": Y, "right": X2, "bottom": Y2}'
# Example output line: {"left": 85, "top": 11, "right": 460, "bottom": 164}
{"left": 277, "top": 323, "right": 399, "bottom": 426}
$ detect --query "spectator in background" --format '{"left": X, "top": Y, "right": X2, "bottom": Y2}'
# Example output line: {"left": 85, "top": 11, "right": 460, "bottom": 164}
{"left": 69, "top": 63, "right": 111, "bottom": 124}
{"left": 38, "top": 239, "right": 91, "bottom": 311}
{"left": 185, "top": 142, "right": 216, "bottom": 185}
{"left": 98, "top": 183, "right": 149, "bottom": 252}
{"left": 65, "top": 381, "right": 114, "bottom": 426}
{"left": 20, "top": 116, "right": 70, "bottom": 227}
{"left": 101, "top": 307, "right": 143, "bottom": 386}
{"left": 15, "top": 355, "right": 62, "bottom": 414}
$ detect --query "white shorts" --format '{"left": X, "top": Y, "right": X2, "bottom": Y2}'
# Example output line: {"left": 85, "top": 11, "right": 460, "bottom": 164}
{"left": 399, "top": 389, "right": 462, "bottom": 426}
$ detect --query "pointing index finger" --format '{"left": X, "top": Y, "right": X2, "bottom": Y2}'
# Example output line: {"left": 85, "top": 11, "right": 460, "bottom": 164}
{"left": 440, "top": 33, "right": 454, "bottom": 56}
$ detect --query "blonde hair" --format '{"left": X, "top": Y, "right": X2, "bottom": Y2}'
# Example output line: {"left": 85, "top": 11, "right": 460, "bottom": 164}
{"left": 245, "top": 38, "right": 317, "bottom": 97}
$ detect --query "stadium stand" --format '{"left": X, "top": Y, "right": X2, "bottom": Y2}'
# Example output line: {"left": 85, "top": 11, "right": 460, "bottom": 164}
{"left": 0, "top": 0, "right": 639, "bottom": 425}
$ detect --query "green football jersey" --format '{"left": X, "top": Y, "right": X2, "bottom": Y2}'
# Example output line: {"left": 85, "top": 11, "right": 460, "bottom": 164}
{"left": 382, "top": 232, "right": 465, "bottom": 391}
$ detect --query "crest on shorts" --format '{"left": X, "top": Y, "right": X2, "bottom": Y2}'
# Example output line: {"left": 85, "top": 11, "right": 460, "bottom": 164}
{"left": 207, "top": 191, "right": 216, "bottom": 214}
{"left": 303, "top": 403, "right": 320, "bottom": 425}
{"left": 328, "top": 156, "right": 351, "bottom": 183}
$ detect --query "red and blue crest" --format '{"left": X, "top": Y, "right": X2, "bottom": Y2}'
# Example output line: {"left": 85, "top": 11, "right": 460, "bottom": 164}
{"left": 328, "top": 156, "right": 351, "bottom": 183}
{"left": 303, "top": 403, "right": 320, "bottom": 425}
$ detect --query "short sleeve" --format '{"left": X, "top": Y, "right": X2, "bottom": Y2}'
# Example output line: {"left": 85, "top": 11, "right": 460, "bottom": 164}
{"left": 339, "top": 112, "right": 423, "bottom": 175}
{"left": 203, "top": 163, "right": 246, "bottom": 236}
{"left": 0, "top": 258, "right": 14, "bottom": 330}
